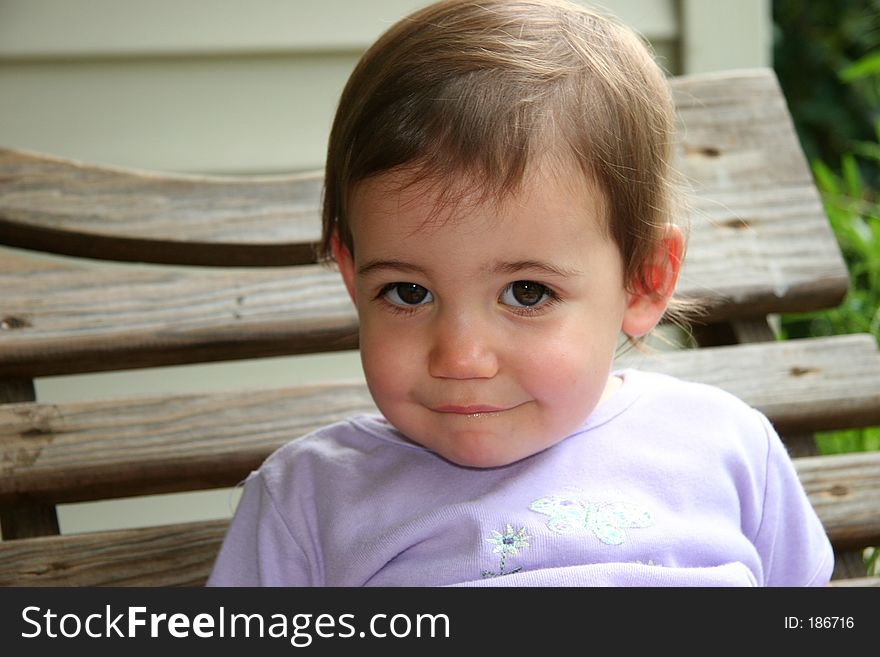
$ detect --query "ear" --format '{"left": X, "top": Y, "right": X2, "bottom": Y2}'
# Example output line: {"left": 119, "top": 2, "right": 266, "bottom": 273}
{"left": 621, "top": 224, "right": 684, "bottom": 338}
{"left": 330, "top": 232, "right": 357, "bottom": 305}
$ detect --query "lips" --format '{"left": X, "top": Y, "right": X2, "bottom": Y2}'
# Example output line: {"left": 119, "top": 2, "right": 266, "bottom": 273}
{"left": 433, "top": 404, "right": 511, "bottom": 414}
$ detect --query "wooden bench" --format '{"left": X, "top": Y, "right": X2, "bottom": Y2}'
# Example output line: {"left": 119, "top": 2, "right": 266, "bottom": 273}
{"left": 1, "top": 68, "right": 879, "bottom": 586}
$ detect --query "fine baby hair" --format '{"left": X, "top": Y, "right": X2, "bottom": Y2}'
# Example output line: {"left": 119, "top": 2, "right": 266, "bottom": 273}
{"left": 320, "top": 0, "right": 682, "bottom": 319}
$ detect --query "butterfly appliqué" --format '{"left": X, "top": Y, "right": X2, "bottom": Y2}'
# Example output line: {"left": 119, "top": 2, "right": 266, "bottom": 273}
{"left": 529, "top": 495, "right": 653, "bottom": 545}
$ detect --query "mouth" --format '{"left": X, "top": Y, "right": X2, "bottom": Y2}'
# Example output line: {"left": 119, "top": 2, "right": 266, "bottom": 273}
{"left": 431, "top": 404, "right": 516, "bottom": 416}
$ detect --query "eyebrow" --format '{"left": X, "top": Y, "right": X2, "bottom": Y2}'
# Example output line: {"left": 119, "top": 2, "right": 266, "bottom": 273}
{"left": 357, "top": 259, "right": 430, "bottom": 277}
{"left": 357, "top": 258, "right": 581, "bottom": 278}
{"left": 492, "top": 260, "right": 583, "bottom": 278}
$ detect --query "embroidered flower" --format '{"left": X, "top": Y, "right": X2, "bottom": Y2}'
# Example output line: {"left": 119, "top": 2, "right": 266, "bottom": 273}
{"left": 486, "top": 524, "right": 530, "bottom": 556}
{"left": 482, "top": 524, "right": 530, "bottom": 578}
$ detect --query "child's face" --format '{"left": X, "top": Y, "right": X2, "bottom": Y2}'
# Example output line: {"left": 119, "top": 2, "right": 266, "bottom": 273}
{"left": 335, "top": 163, "right": 664, "bottom": 468}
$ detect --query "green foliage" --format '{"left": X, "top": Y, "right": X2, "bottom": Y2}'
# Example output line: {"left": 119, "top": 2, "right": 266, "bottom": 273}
{"left": 774, "top": 2, "right": 879, "bottom": 575}
{"left": 773, "top": 1, "right": 880, "bottom": 175}
{"left": 867, "top": 547, "right": 879, "bottom": 576}
{"left": 781, "top": 151, "right": 880, "bottom": 342}
{"left": 840, "top": 50, "right": 880, "bottom": 83}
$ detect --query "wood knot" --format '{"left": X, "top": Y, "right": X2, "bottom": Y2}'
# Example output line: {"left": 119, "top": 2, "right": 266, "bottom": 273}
{"left": 1, "top": 316, "right": 31, "bottom": 330}
{"left": 829, "top": 485, "right": 849, "bottom": 497}
{"left": 720, "top": 217, "right": 752, "bottom": 231}
{"left": 789, "top": 366, "right": 820, "bottom": 377}
{"left": 684, "top": 144, "right": 722, "bottom": 158}
{"left": 21, "top": 427, "right": 52, "bottom": 438}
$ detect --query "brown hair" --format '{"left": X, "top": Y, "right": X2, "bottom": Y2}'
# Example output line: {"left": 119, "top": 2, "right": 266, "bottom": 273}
{"left": 320, "top": 0, "right": 683, "bottom": 308}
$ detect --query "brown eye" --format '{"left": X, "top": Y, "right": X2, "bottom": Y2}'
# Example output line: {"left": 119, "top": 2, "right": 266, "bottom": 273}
{"left": 503, "top": 281, "right": 549, "bottom": 307}
{"left": 384, "top": 283, "right": 432, "bottom": 306}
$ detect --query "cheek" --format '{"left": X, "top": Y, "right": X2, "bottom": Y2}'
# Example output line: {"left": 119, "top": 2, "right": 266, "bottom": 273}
{"left": 522, "top": 337, "right": 588, "bottom": 392}
{"left": 518, "top": 319, "right": 618, "bottom": 396}
{"left": 358, "top": 321, "right": 418, "bottom": 397}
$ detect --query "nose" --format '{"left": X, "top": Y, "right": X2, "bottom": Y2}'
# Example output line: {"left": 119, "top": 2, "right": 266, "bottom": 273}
{"left": 428, "top": 311, "right": 499, "bottom": 380}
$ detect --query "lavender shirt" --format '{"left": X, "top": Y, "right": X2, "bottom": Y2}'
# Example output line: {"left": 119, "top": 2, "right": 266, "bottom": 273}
{"left": 207, "top": 369, "right": 833, "bottom": 586}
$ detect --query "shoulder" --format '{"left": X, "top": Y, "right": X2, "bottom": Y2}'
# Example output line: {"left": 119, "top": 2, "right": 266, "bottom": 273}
{"left": 617, "top": 368, "right": 773, "bottom": 456}
{"left": 623, "top": 368, "right": 759, "bottom": 420}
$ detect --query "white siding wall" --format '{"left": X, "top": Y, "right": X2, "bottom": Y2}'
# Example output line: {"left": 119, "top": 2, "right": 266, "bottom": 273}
{"left": 0, "top": 0, "right": 769, "bottom": 174}
{"left": 0, "top": 0, "right": 770, "bottom": 535}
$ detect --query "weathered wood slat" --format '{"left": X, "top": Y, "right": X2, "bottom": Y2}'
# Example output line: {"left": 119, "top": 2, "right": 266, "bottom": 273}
{"left": 0, "top": 379, "right": 36, "bottom": 403}
{"left": 0, "top": 503, "right": 60, "bottom": 539}
{"left": 0, "top": 519, "right": 227, "bottom": 587}
{"left": 2, "top": 334, "right": 879, "bottom": 506}
{"left": 0, "top": 148, "right": 323, "bottom": 265}
{"left": 2, "top": 451, "right": 877, "bottom": 587}
{"left": 1, "top": 382, "right": 377, "bottom": 504}
{"left": 0, "top": 252, "right": 359, "bottom": 378}
{"left": 0, "top": 377, "right": 61, "bottom": 539}
{"left": 795, "top": 452, "right": 880, "bottom": 550}
{"left": 671, "top": 71, "right": 848, "bottom": 320}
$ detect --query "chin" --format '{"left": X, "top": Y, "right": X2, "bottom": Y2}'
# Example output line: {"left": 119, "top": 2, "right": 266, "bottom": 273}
{"left": 434, "top": 435, "right": 532, "bottom": 469}
{"left": 442, "top": 451, "right": 518, "bottom": 469}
